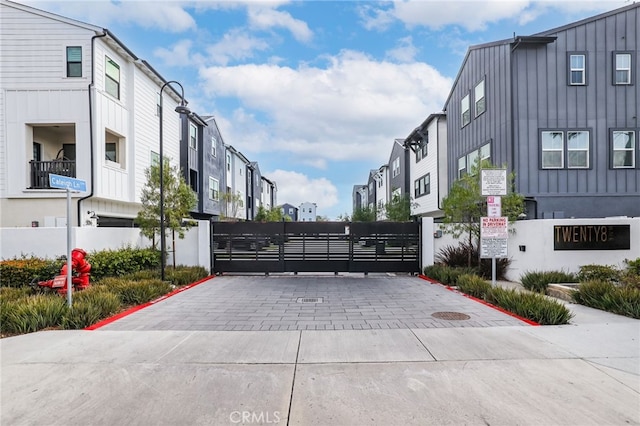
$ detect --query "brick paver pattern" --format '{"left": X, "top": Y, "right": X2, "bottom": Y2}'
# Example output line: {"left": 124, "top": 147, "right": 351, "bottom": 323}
{"left": 100, "top": 275, "right": 528, "bottom": 331}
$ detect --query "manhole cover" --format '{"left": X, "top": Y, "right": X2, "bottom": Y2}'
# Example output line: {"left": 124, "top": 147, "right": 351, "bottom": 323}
{"left": 297, "top": 297, "right": 323, "bottom": 303}
{"left": 431, "top": 311, "right": 471, "bottom": 320}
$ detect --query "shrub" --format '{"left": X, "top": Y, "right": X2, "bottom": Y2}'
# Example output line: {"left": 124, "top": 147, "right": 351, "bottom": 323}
{"left": 165, "top": 266, "right": 209, "bottom": 286}
{"left": 573, "top": 280, "right": 640, "bottom": 319}
{"left": 624, "top": 258, "right": 640, "bottom": 275}
{"left": 576, "top": 264, "right": 621, "bottom": 284}
{"left": 88, "top": 247, "right": 161, "bottom": 281}
{"left": 0, "top": 286, "right": 34, "bottom": 302}
{"left": 72, "top": 286, "right": 121, "bottom": 318}
{"left": 0, "top": 256, "right": 64, "bottom": 287}
{"left": 99, "top": 277, "right": 172, "bottom": 305}
{"left": 435, "top": 242, "right": 511, "bottom": 280}
{"left": 487, "top": 287, "right": 573, "bottom": 325}
{"left": 520, "top": 270, "right": 577, "bottom": 293}
{"left": 423, "top": 265, "right": 477, "bottom": 286}
{"left": 1, "top": 295, "right": 67, "bottom": 334}
{"left": 62, "top": 301, "right": 104, "bottom": 329}
{"left": 456, "top": 274, "right": 492, "bottom": 299}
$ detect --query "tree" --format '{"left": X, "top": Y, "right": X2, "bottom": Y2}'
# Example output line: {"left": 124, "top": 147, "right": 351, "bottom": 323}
{"left": 220, "top": 190, "right": 244, "bottom": 221}
{"left": 336, "top": 213, "right": 351, "bottom": 222}
{"left": 383, "top": 192, "right": 415, "bottom": 221}
{"left": 135, "top": 162, "right": 197, "bottom": 265}
{"left": 255, "top": 206, "right": 288, "bottom": 222}
{"left": 441, "top": 160, "right": 524, "bottom": 266}
{"left": 352, "top": 206, "right": 376, "bottom": 222}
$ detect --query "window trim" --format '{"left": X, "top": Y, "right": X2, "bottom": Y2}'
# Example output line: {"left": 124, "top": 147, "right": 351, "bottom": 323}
{"left": 211, "top": 136, "right": 217, "bottom": 157}
{"left": 461, "top": 94, "right": 470, "bottom": 127}
{"left": 613, "top": 51, "right": 634, "bottom": 86}
{"left": 414, "top": 173, "right": 430, "bottom": 199}
{"left": 568, "top": 52, "right": 587, "bottom": 86}
{"left": 189, "top": 123, "right": 197, "bottom": 150}
{"left": 540, "top": 130, "right": 565, "bottom": 169}
{"left": 474, "top": 78, "right": 486, "bottom": 117}
{"left": 539, "top": 129, "right": 592, "bottom": 170}
{"left": 566, "top": 130, "right": 590, "bottom": 169}
{"left": 610, "top": 129, "right": 637, "bottom": 169}
{"left": 209, "top": 177, "right": 219, "bottom": 201}
{"left": 105, "top": 56, "right": 120, "bottom": 99}
{"left": 392, "top": 157, "right": 400, "bottom": 177}
{"left": 66, "top": 46, "right": 82, "bottom": 78}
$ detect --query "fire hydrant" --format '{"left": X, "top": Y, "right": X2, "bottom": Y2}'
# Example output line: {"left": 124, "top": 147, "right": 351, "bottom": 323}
{"left": 33, "top": 248, "right": 91, "bottom": 295}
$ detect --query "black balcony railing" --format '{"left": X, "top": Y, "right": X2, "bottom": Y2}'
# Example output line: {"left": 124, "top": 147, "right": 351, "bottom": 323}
{"left": 29, "top": 160, "right": 76, "bottom": 189}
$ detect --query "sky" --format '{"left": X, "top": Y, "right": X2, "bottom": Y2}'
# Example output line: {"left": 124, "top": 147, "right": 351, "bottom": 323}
{"left": 22, "top": 0, "right": 631, "bottom": 219}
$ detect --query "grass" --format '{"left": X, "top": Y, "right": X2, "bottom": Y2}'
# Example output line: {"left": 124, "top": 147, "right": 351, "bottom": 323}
{"left": 573, "top": 280, "right": 640, "bottom": 319}
{"left": 520, "top": 270, "right": 578, "bottom": 293}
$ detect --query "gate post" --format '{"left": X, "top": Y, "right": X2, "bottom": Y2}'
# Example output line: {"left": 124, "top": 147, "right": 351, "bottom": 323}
{"left": 421, "top": 217, "right": 435, "bottom": 273}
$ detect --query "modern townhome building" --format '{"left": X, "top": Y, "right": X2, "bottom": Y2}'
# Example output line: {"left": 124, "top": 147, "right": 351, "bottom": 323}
{"left": 404, "top": 113, "right": 448, "bottom": 219}
{"left": 444, "top": 2, "right": 639, "bottom": 219}
{"left": 281, "top": 203, "right": 298, "bottom": 221}
{"left": 298, "top": 202, "right": 317, "bottom": 222}
{"left": 373, "top": 164, "right": 389, "bottom": 220}
{"left": 0, "top": 0, "right": 189, "bottom": 227}
{"left": 388, "top": 139, "right": 411, "bottom": 201}
{"left": 224, "top": 145, "right": 249, "bottom": 221}
{"left": 367, "top": 169, "right": 377, "bottom": 212}
{"left": 195, "top": 116, "right": 226, "bottom": 221}
{"left": 246, "top": 162, "right": 261, "bottom": 220}
{"left": 181, "top": 112, "right": 208, "bottom": 217}
{"left": 352, "top": 184, "right": 368, "bottom": 212}
{"left": 260, "top": 176, "right": 276, "bottom": 211}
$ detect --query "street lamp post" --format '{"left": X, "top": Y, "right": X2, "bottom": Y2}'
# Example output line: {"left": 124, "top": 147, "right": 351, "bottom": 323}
{"left": 159, "top": 81, "right": 191, "bottom": 281}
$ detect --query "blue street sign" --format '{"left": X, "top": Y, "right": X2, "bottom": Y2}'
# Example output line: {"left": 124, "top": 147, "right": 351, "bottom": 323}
{"left": 49, "top": 174, "right": 87, "bottom": 192}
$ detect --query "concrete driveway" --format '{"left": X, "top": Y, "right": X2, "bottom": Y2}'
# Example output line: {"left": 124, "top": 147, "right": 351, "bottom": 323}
{"left": 2, "top": 275, "right": 639, "bottom": 425}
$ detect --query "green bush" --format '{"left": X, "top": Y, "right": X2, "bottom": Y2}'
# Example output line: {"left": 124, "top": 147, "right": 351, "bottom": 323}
{"left": 624, "top": 258, "right": 640, "bottom": 275}
{"left": 456, "top": 274, "right": 492, "bottom": 299}
{"left": 0, "top": 256, "right": 63, "bottom": 287}
{"left": 423, "top": 264, "right": 477, "bottom": 286}
{"left": 165, "top": 266, "right": 209, "bottom": 285}
{"left": 1, "top": 295, "right": 67, "bottom": 334}
{"left": 88, "top": 247, "right": 161, "bottom": 281}
{"left": 99, "top": 277, "right": 172, "bottom": 305}
{"left": 577, "top": 264, "right": 621, "bottom": 284}
{"left": 520, "top": 270, "right": 577, "bottom": 293}
{"left": 487, "top": 287, "right": 573, "bottom": 325}
{"left": 72, "top": 286, "right": 122, "bottom": 318}
{"left": 573, "top": 280, "right": 640, "bottom": 319}
{"left": 62, "top": 301, "right": 104, "bottom": 329}
{"left": 435, "top": 242, "right": 511, "bottom": 280}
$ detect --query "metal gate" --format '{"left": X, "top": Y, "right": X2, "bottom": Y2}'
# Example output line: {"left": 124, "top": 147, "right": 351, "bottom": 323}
{"left": 212, "top": 221, "right": 420, "bottom": 274}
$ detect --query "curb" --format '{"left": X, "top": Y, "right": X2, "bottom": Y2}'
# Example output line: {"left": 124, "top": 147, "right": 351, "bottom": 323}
{"left": 84, "top": 275, "right": 215, "bottom": 330}
{"left": 417, "top": 274, "right": 540, "bottom": 326}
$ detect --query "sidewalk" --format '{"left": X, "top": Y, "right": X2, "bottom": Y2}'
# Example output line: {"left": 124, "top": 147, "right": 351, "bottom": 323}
{"left": 1, "top": 276, "right": 638, "bottom": 425}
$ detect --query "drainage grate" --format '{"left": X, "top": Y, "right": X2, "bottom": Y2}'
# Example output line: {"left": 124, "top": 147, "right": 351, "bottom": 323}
{"left": 431, "top": 311, "right": 471, "bottom": 320}
{"left": 296, "top": 297, "right": 323, "bottom": 303}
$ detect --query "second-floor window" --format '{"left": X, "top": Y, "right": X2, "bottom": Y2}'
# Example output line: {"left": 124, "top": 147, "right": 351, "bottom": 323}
{"left": 414, "top": 173, "right": 430, "bottom": 198}
{"left": 226, "top": 154, "right": 231, "bottom": 171}
{"left": 66, "top": 47, "right": 82, "bottom": 77}
{"left": 475, "top": 79, "right": 485, "bottom": 116}
{"left": 211, "top": 136, "right": 217, "bottom": 157}
{"left": 541, "top": 131, "right": 564, "bottom": 169}
{"left": 105, "top": 57, "right": 120, "bottom": 99}
{"left": 392, "top": 157, "right": 400, "bottom": 177}
{"left": 569, "top": 54, "right": 586, "bottom": 85}
{"left": 611, "top": 130, "right": 635, "bottom": 169}
{"left": 567, "top": 131, "right": 589, "bottom": 168}
{"left": 209, "top": 177, "right": 219, "bottom": 200}
{"left": 461, "top": 94, "right": 470, "bottom": 126}
{"left": 416, "top": 138, "right": 428, "bottom": 162}
{"left": 614, "top": 53, "right": 632, "bottom": 85}
{"left": 540, "top": 130, "right": 590, "bottom": 169}
{"left": 189, "top": 123, "right": 197, "bottom": 150}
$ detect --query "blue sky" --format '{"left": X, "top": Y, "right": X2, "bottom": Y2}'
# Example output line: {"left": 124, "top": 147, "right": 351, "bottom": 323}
{"left": 24, "top": 0, "right": 630, "bottom": 219}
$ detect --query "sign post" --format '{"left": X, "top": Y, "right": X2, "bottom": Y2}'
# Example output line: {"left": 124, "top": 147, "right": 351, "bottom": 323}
{"left": 49, "top": 174, "right": 87, "bottom": 307}
{"left": 480, "top": 169, "right": 508, "bottom": 287}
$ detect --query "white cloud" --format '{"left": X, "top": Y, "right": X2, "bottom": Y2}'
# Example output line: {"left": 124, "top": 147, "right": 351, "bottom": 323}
{"left": 247, "top": 5, "right": 313, "bottom": 42}
{"left": 385, "top": 36, "right": 418, "bottom": 63}
{"left": 154, "top": 39, "right": 197, "bottom": 68}
{"left": 359, "top": 0, "right": 629, "bottom": 33}
{"left": 266, "top": 170, "right": 338, "bottom": 212}
{"left": 198, "top": 50, "right": 451, "bottom": 166}
{"left": 205, "top": 28, "right": 270, "bottom": 65}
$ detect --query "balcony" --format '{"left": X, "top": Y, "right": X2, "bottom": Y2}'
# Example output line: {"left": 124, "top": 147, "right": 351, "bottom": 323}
{"left": 29, "top": 160, "right": 76, "bottom": 189}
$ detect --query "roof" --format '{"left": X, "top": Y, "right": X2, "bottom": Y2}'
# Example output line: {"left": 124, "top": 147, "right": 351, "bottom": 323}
{"left": 404, "top": 112, "right": 446, "bottom": 144}
{"left": 225, "top": 145, "right": 251, "bottom": 164}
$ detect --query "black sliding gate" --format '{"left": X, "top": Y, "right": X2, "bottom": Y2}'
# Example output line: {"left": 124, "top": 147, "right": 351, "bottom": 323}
{"left": 212, "top": 221, "right": 420, "bottom": 274}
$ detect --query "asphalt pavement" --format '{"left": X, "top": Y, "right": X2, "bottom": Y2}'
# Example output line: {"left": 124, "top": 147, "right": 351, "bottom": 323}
{"left": 1, "top": 275, "right": 638, "bottom": 426}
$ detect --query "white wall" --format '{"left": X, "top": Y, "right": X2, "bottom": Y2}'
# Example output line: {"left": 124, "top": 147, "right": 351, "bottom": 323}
{"left": 0, "top": 220, "right": 211, "bottom": 270}
{"left": 433, "top": 218, "right": 640, "bottom": 282}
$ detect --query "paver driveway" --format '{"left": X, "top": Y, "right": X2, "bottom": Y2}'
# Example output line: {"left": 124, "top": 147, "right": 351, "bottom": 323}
{"left": 100, "top": 274, "right": 529, "bottom": 331}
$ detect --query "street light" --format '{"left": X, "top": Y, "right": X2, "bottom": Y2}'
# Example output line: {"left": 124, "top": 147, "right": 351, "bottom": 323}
{"left": 159, "top": 80, "right": 191, "bottom": 281}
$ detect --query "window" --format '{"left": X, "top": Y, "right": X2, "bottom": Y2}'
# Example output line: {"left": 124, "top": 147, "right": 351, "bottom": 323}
{"left": 612, "top": 130, "right": 636, "bottom": 168}
{"left": 458, "top": 157, "right": 466, "bottom": 179}
{"left": 289, "top": 208, "right": 293, "bottom": 215}
{"left": 105, "top": 143, "right": 117, "bottom": 162}
{"left": 189, "top": 169, "right": 197, "bottom": 192}
{"left": 541, "top": 131, "right": 564, "bottom": 168}
{"left": 189, "top": 123, "right": 197, "bottom": 150}
{"left": 414, "top": 174, "right": 430, "bottom": 198}
{"left": 226, "top": 154, "right": 231, "bottom": 171}
{"left": 461, "top": 94, "right": 470, "bottom": 126}
{"left": 66, "top": 47, "right": 82, "bottom": 77}
{"left": 479, "top": 143, "right": 491, "bottom": 164}
{"left": 569, "top": 54, "right": 586, "bottom": 85}
{"left": 475, "top": 79, "right": 485, "bottom": 116}
{"left": 416, "top": 138, "right": 428, "bottom": 162}
{"left": 211, "top": 136, "right": 217, "bottom": 157}
{"left": 392, "top": 157, "right": 400, "bottom": 177}
{"left": 209, "top": 177, "right": 219, "bottom": 200}
{"left": 614, "top": 53, "right": 632, "bottom": 85}
{"left": 377, "top": 177, "right": 383, "bottom": 188}
{"left": 466, "top": 149, "right": 479, "bottom": 172}
{"left": 567, "top": 131, "right": 589, "bottom": 168}
{"left": 33, "top": 142, "right": 42, "bottom": 162}
{"left": 105, "top": 57, "right": 120, "bottom": 99}
{"left": 369, "top": 182, "right": 374, "bottom": 194}
{"left": 105, "top": 129, "right": 124, "bottom": 166}
{"left": 151, "top": 151, "right": 160, "bottom": 167}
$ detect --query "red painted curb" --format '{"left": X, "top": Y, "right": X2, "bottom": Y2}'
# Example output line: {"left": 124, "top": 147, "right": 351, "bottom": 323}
{"left": 84, "top": 275, "right": 215, "bottom": 330}
{"left": 417, "top": 274, "right": 540, "bottom": 326}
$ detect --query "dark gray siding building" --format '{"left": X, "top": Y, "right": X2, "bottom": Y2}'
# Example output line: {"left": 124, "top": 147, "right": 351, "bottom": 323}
{"left": 200, "top": 116, "right": 226, "bottom": 220}
{"left": 180, "top": 113, "right": 208, "bottom": 218}
{"left": 388, "top": 139, "right": 410, "bottom": 198}
{"left": 281, "top": 203, "right": 298, "bottom": 221}
{"left": 444, "top": 3, "right": 639, "bottom": 218}
{"left": 247, "top": 162, "right": 261, "bottom": 220}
